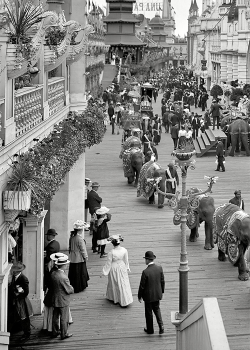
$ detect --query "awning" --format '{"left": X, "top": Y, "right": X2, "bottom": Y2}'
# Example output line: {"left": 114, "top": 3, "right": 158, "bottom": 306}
{"left": 105, "top": 34, "right": 145, "bottom": 46}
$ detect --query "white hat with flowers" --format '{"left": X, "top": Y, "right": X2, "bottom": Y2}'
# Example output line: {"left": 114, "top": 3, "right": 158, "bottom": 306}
{"left": 73, "top": 220, "right": 89, "bottom": 230}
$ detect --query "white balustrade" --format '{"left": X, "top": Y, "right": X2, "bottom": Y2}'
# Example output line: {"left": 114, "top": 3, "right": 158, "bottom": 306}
{"left": 48, "top": 77, "right": 65, "bottom": 118}
{"left": 14, "top": 86, "right": 43, "bottom": 138}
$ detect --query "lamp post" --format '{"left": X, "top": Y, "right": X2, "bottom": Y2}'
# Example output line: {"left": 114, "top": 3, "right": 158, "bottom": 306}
{"left": 151, "top": 148, "right": 217, "bottom": 319}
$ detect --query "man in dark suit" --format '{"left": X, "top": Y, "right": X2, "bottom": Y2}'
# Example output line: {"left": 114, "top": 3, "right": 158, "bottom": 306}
{"left": 138, "top": 251, "right": 165, "bottom": 335}
{"left": 51, "top": 256, "right": 74, "bottom": 340}
{"left": 215, "top": 138, "right": 225, "bottom": 172}
{"left": 229, "top": 190, "right": 244, "bottom": 210}
{"left": 44, "top": 228, "right": 60, "bottom": 290}
{"left": 9, "top": 262, "right": 33, "bottom": 339}
{"left": 210, "top": 100, "right": 223, "bottom": 130}
{"left": 191, "top": 113, "right": 201, "bottom": 139}
{"left": 87, "top": 182, "right": 102, "bottom": 251}
{"left": 170, "top": 124, "right": 179, "bottom": 150}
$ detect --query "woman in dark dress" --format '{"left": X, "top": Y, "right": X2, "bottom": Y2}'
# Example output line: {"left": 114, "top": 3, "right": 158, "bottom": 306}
{"left": 95, "top": 207, "right": 111, "bottom": 258}
{"left": 68, "top": 221, "right": 89, "bottom": 293}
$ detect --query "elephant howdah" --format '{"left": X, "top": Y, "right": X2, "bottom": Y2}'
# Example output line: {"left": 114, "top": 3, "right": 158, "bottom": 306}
{"left": 119, "top": 136, "right": 141, "bottom": 159}
{"left": 137, "top": 161, "right": 167, "bottom": 208}
{"left": 213, "top": 203, "right": 250, "bottom": 281}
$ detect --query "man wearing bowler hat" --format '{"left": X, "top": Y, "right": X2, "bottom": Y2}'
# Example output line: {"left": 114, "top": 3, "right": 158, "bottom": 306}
{"left": 44, "top": 229, "right": 60, "bottom": 290}
{"left": 87, "top": 182, "right": 102, "bottom": 250}
{"left": 138, "top": 251, "right": 165, "bottom": 335}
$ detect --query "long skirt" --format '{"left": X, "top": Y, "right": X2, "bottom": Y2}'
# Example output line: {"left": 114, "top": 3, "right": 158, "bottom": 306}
{"left": 68, "top": 262, "right": 89, "bottom": 293}
{"left": 106, "top": 260, "right": 133, "bottom": 307}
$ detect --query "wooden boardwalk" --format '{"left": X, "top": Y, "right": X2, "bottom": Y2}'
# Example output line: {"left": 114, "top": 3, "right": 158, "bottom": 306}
{"left": 10, "top": 97, "right": 250, "bottom": 350}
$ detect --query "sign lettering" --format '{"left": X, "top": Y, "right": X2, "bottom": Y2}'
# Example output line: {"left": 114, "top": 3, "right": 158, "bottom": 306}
{"left": 133, "top": 2, "right": 163, "bottom": 12}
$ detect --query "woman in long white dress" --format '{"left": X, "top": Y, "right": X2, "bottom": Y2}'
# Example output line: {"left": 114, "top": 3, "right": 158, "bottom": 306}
{"left": 102, "top": 235, "right": 133, "bottom": 307}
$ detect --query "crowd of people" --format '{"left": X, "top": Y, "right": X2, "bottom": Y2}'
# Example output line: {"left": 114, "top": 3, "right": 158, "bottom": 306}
{"left": 7, "top": 66, "right": 248, "bottom": 343}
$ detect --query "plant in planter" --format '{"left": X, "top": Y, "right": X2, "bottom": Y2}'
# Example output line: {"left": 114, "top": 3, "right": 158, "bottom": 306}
{"left": 45, "top": 26, "right": 66, "bottom": 58}
{"left": 4, "top": 0, "right": 43, "bottom": 63}
{"left": 172, "top": 140, "right": 196, "bottom": 161}
{"left": 230, "top": 87, "right": 244, "bottom": 106}
{"left": 210, "top": 84, "right": 223, "bottom": 99}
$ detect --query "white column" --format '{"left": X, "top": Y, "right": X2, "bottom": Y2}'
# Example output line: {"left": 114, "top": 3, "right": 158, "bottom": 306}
{"left": 227, "top": 55, "right": 233, "bottom": 82}
{"left": 232, "top": 56, "right": 238, "bottom": 80}
{"left": 220, "top": 54, "right": 227, "bottom": 82}
{"left": 0, "top": 222, "right": 11, "bottom": 350}
{"left": 22, "top": 211, "right": 47, "bottom": 315}
{"left": 50, "top": 152, "right": 85, "bottom": 250}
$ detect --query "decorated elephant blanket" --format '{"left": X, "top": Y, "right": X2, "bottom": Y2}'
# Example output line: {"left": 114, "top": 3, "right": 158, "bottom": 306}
{"left": 137, "top": 161, "right": 161, "bottom": 199}
{"left": 119, "top": 136, "right": 141, "bottom": 159}
{"left": 173, "top": 191, "right": 208, "bottom": 229}
{"left": 213, "top": 203, "right": 249, "bottom": 264}
{"left": 123, "top": 148, "right": 143, "bottom": 177}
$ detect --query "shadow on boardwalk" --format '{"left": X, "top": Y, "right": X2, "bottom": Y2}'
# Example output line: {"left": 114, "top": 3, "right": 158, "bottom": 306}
{"left": 10, "top": 97, "right": 250, "bottom": 350}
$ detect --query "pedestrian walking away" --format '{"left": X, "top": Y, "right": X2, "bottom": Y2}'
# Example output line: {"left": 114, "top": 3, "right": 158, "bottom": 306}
{"left": 138, "top": 251, "right": 165, "bottom": 335}
{"left": 102, "top": 235, "right": 133, "bottom": 307}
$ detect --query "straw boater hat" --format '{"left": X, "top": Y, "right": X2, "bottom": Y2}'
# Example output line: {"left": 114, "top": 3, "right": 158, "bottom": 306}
{"left": 91, "top": 182, "right": 100, "bottom": 187}
{"left": 55, "top": 256, "right": 70, "bottom": 266}
{"left": 96, "top": 206, "right": 110, "bottom": 215}
{"left": 11, "top": 261, "right": 26, "bottom": 272}
{"left": 73, "top": 220, "right": 88, "bottom": 230}
{"left": 85, "top": 178, "right": 91, "bottom": 184}
{"left": 50, "top": 252, "right": 68, "bottom": 261}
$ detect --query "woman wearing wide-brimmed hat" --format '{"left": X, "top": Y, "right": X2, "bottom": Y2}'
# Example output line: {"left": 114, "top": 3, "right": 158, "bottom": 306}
{"left": 95, "top": 207, "right": 111, "bottom": 258}
{"left": 68, "top": 220, "right": 89, "bottom": 293}
{"left": 102, "top": 235, "right": 133, "bottom": 307}
{"left": 8, "top": 262, "right": 33, "bottom": 339}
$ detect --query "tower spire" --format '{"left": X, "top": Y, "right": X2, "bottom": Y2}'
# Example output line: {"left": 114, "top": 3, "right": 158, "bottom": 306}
{"left": 189, "top": 0, "right": 194, "bottom": 13}
{"left": 162, "top": 0, "right": 171, "bottom": 20}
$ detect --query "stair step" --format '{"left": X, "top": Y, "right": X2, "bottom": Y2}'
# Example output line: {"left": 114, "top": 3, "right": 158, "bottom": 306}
{"left": 205, "top": 128, "right": 215, "bottom": 142}
{"left": 208, "top": 126, "right": 227, "bottom": 139}
{"left": 197, "top": 136, "right": 206, "bottom": 150}
{"left": 201, "top": 132, "right": 210, "bottom": 147}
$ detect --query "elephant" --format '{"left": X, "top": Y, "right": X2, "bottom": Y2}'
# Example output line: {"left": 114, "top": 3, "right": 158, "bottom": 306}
{"left": 137, "top": 161, "right": 167, "bottom": 208}
{"left": 173, "top": 187, "right": 215, "bottom": 250}
{"left": 213, "top": 203, "right": 250, "bottom": 281}
{"left": 122, "top": 147, "right": 144, "bottom": 186}
{"left": 228, "top": 119, "right": 250, "bottom": 156}
{"left": 119, "top": 136, "right": 141, "bottom": 159}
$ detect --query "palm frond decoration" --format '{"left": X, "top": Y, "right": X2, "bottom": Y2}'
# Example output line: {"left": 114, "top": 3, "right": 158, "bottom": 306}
{"left": 4, "top": 0, "right": 43, "bottom": 44}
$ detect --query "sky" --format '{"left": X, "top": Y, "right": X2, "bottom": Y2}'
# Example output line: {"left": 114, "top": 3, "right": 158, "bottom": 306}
{"left": 171, "top": 0, "right": 202, "bottom": 36}
{"left": 99, "top": 0, "right": 203, "bottom": 37}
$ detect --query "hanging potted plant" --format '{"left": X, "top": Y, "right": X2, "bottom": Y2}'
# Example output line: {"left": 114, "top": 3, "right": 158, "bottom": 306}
{"left": 3, "top": 157, "right": 34, "bottom": 211}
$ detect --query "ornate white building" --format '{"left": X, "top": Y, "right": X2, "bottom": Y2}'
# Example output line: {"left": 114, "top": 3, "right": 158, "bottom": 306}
{"left": 0, "top": 0, "right": 106, "bottom": 348}
{"left": 187, "top": 0, "right": 250, "bottom": 90}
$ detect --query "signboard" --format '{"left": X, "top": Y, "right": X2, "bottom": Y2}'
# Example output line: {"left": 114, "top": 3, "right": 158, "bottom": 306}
{"left": 133, "top": 1, "right": 162, "bottom": 12}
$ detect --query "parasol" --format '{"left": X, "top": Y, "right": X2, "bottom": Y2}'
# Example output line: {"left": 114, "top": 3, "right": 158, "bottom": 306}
{"left": 128, "top": 90, "right": 140, "bottom": 98}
